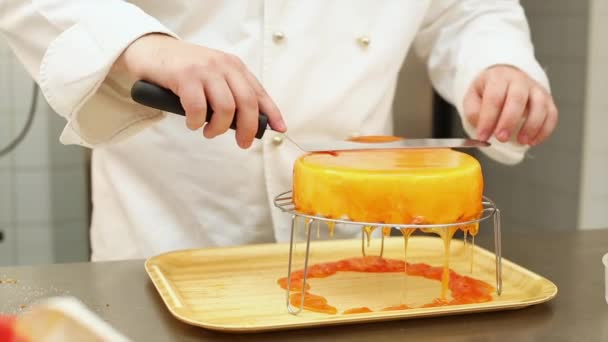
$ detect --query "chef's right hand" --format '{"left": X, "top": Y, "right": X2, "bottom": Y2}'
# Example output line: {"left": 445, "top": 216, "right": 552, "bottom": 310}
{"left": 115, "top": 33, "right": 286, "bottom": 148}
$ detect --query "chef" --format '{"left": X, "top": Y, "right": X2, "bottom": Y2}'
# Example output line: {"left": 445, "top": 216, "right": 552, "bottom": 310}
{"left": 0, "top": 1, "right": 557, "bottom": 261}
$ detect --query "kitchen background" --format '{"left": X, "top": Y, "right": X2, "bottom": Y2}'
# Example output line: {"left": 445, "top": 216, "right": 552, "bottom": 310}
{"left": 0, "top": 1, "right": 606, "bottom": 266}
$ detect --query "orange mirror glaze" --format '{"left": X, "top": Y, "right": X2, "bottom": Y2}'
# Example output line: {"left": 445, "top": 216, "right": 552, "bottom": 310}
{"left": 292, "top": 147, "right": 484, "bottom": 226}
{"left": 278, "top": 256, "right": 494, "bottom": 315}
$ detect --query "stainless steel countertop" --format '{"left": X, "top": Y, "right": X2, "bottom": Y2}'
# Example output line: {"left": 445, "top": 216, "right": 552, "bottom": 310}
{"left": 1, "top": 228, "right": 607, "bottom": 341}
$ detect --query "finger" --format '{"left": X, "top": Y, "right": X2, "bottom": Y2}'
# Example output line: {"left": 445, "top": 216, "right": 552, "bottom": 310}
{"left": 225, "top": 71, "right": 259, "bottom": 148}
{"left": 242, "top": 70, "right": 286, "bottom": 132}
{"left": 177, "top": 80, "right": 207, "bottom": 130}
{"left": 493, "top": 80, "right": 530, "bottom": 142}
{"left": 202, "top": 77, "right": 236, "bottom": 139}
{"left": 517, "top": 87, "right": 547, "bottom": 145}
{"left": 477, "top": 77, "right": 508, "bottom": 141}
{"left": 463, "top": 84, "right": 482, "bottom": 128}
{"left": 530, "top": 97, "right": 558, "bottom": 146}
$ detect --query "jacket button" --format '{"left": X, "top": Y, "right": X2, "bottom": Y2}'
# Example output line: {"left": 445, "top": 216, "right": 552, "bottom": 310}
{"left": 272, "top": 134, "right": 284, "bottom": 145}
{"left": 357, "top": 36, "right": 371, "bottom": 48}
{"left": 272, "top": 31, "right": 285, "bottom": 43}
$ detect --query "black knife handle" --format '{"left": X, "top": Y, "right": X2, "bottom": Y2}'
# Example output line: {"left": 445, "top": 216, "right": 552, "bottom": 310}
{"left": 130, "top": 80, "right": 268, "bottom": 139}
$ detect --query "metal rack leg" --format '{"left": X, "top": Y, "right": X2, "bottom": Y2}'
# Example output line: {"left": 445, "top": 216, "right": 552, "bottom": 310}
{"left": 286, "top": 215, "right": 299, "bottom": 314}
{"left": 300, "top": 219, "right": 313, "bottom": 310}
{"left": 494, "top": 209, "right": 502, "bottom": 296}
{"left": 287, "top": 217, "right": 314, "bottom": 315}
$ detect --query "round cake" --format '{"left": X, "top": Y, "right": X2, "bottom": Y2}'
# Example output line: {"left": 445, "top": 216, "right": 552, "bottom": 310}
{"left": 292, "top": 147, "right": 483, "bottom": 226}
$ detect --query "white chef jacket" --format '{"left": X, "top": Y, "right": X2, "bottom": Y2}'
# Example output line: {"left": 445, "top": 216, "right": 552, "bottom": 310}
{"left": 1, "top": 1, "right": 549, "bottom": 261}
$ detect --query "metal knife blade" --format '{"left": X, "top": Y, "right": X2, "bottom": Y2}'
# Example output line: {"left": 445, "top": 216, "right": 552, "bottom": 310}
{"left": 283, "top": 136, "right": 490, "bottom": 152}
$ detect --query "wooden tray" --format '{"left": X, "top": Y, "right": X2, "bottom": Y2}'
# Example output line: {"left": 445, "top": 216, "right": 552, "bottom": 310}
{"left": 145, "top": 236, "right": 557, "bottom": 333}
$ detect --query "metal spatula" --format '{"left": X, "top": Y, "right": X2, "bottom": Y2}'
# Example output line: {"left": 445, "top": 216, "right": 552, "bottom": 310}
{"left": 130, "top": 80, "right": 490, "bottom": 152}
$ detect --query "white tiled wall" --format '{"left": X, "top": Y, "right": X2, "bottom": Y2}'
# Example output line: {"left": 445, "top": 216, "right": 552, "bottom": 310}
{"left": 578, "top": 0, "right": 608, "bottom": 229}
{"left": 0, "top": 169, "right": 12, "bottom": 224}
{"left": 0, "top": 168, "right": 13, "bottom": 262}
{"left": 0, "top": 40, "right": 90, "bottom": 266}
{"left": 0, "top": 45, "right": 14, "bottom": 171}
{"left": 16, "top": 225, "right": 55, "bottom": 265}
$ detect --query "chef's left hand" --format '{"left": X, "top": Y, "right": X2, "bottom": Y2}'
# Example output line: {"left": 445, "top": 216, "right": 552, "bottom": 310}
{"left": 463, "top": 65, "right": 558, "bottom": 146}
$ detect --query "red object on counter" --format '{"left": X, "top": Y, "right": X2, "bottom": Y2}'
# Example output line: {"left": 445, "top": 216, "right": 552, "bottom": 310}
{"left": 0, "top": 316, "right": 16, "bottom": 342}
{"left": 0, "top": 316, "right": 27, "bottom": 342}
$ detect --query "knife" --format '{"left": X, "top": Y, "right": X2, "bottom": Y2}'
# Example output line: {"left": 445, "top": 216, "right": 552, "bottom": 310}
{"left": 130, "top": 80, "right": 490, "bottom": 152}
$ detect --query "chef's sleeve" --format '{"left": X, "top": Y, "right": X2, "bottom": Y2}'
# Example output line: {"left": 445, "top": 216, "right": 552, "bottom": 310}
{"left": 413, "top": 0, "right": 550, "bottom": 165}
{"left": 0, "top": 0, "right": 178, "bottom": 148}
